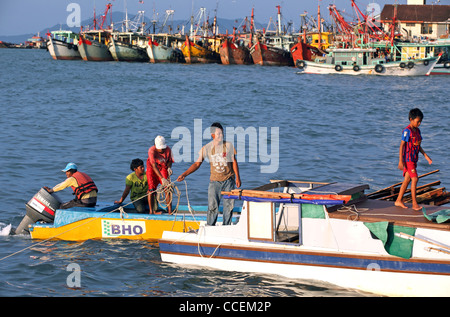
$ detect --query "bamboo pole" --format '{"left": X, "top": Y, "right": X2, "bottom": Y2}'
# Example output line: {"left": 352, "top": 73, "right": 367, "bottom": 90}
{"left": 395, "top": 232, "right": 450, "bottom": 252}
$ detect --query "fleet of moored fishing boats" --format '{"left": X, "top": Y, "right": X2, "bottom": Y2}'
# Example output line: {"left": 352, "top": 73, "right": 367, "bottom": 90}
{"left": 46, "top": 3, "right": 450, "bottom": 76}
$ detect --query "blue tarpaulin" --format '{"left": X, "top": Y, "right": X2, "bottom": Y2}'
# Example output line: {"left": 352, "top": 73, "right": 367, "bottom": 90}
{"left": 222, "top": 195, "right": 344, "bottom": 205}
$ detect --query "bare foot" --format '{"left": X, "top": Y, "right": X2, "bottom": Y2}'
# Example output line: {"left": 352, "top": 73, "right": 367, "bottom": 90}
{"left": 412, "top": 205, "right": 422, "bottom": 211}
{"left": 395, "top": 201, "right": 408, "bottom": 209}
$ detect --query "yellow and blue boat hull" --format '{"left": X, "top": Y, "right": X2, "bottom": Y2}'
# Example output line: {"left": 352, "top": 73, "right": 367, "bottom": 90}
{"left": 29, "top": 204, "right": 239, "bottom": 241}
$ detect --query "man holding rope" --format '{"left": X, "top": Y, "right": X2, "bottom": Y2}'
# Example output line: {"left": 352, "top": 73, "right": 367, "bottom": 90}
{"left": 177, "top": 122, "right": 241, "bottom": 226}
{"left": 147, "top": 136, "right": 174, "bottom": 214}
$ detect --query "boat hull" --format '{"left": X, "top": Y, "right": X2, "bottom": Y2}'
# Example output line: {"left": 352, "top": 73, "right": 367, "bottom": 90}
{"left": 47, "top": 38, "right": 81, "bottom": 60}
{"left": 28, "top": 204, "right": 239, "bottom": 241}
{"left": 159, "top": 180, "right": 450, "bottom": 297}
{"left": 78, "top": 39, "right": 113, "bottom": 61}
{"left": 108, "top": 38, "right": 149, "bottom": 62}
{"left": 295, "top": 58, "right": 439, "bottom": 76}
{"left": 181, "top": 38, "right": 221, "bottom": 64}
{"left": 250, "top": 41, "right": 293, "bottom": 66}
{"left": 146, "top": 41, "right": 184, "bottom": 63}
{"left": 219, "top": 41, "right": 252, "bottom": 65}
{"left": 160, "top": 235, "right": 450, "bottom": 297}
{"left": 430, "top": 62, "right": 450, "bottom": 75}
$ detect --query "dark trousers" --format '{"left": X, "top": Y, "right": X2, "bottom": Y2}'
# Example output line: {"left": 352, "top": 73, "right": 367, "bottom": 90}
{"left": 60, "top": 197, "right": 97, "bottom": 209}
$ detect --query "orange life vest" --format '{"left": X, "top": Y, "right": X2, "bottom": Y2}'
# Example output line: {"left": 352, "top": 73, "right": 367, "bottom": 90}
{"left": 71, "top": 171, "right": 98, "bottom": 200}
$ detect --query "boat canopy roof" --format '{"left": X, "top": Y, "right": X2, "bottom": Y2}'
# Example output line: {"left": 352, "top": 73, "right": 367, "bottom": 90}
{"left": 331, "top": 48, "right": 377, "bottom": 53}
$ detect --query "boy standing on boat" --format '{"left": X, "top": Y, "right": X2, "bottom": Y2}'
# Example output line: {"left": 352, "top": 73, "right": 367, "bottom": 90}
{"left": 44, "top": 162, "right": 98, "bottom": 209}
{"left": 115, "top": 158, "right": 149, "bottom": 213}
{"left": 395, "top": 108, "right": 432, "bottom": 210}
{"left": 177, "top": 122, "right": 241, "bottom": 226}
{"left": 147, "top": 136, "right": 174, "bottom": 214}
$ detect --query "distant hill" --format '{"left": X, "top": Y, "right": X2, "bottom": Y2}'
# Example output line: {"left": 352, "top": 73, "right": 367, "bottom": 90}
{"left": 0, "top": 11, "right": 266, "bottom": 44}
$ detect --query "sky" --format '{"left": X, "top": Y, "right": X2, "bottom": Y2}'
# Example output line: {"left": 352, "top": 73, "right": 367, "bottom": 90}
{"left": 0, "top": 0, "right": 448, "bottom": 36}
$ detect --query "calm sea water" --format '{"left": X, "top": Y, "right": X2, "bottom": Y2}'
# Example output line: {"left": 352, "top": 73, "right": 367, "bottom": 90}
{"left": 0, "top": 48, "right": 449, "bottom": 298}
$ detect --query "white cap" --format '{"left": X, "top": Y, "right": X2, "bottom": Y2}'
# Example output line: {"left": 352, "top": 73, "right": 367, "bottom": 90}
{"left": 155, "top": 135, "right": 167, "bottom": 150}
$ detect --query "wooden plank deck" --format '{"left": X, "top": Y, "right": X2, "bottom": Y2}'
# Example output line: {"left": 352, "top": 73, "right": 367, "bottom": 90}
{"left": 329, "top": 199, "right": 450, "bottom": 231}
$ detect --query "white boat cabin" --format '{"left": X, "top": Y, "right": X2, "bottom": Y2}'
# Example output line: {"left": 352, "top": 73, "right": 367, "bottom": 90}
{"left": 321, "top": 48, "right": 386, "bottom": 67}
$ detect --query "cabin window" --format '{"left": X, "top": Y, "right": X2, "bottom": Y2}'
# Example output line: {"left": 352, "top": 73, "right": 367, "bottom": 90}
{"left": 247, "top": 201, "right": 301, "bottom": 245}
{"left": 421, "top": 23, "right": 433, "bottom": 35}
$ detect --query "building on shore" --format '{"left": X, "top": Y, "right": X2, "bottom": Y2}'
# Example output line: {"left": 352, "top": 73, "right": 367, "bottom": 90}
{"left": 380, "top": 0, "right": 450, "bottom": 41}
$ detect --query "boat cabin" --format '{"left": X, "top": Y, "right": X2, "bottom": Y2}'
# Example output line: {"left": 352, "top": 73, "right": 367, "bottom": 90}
{"left": 263, "top": 35, "right": 295, "bottom": 51}
{"left": 50, "top": 30, "right": 79, "bottom": 45}
{"left": 323, "top": 48, "right": 385, "bottom": 66}
{"left": 223, "top": 180, "right": 367, "bottom": 245}
{"left": 223, "top": 180, "right": 450, "bottom": 252}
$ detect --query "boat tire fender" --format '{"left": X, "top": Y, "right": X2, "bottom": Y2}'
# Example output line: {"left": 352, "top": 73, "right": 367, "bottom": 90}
{"left": 407, "top": 61, "right": 414, "bottom": 69}
{"left": 335, "top": 65, "right": 343, "bottom": 72}
{"left": 296, "top": 60, "right": 306, "bottom": 69}
{"left": 400, "top": 62, "right": 406, "bottom": 68}
{"left": 444, "top": 62, "right": 450, "bottom": 69}
{"left": 423, "top": 60, "right": 429, "bottom": 66}
{"left": 353, "top": 65, "right": 360, "bottom": 72}
{"left": 374, "top": 64, "right": 383, "bottom": 73}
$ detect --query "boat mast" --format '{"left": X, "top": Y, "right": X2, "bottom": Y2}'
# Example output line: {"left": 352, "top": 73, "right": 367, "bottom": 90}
{"left": 276, "top": 5, "right": 282, "bottom": 35}
{"left": 249, "top": 7, "right": 255, "bottom": 48}
{"left": 317, "top": 4, "right": 322, "bottom": 50}
{"left": 93, "top": 0, "right": 97, "bottom": 30}
{"left": 190, "top": 0, "right": 194, "bottom": 40}
{"left": 124, "top": 0, "right": 129, "bottom": 32}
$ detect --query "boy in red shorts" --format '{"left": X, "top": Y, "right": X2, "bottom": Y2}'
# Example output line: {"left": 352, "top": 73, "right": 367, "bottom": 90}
{"left": 395, "top": 108, "right": 432, "bottom": 210}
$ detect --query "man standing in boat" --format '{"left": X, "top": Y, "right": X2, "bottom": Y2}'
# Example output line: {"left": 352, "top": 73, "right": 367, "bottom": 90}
{"left": 147, "top": 136, "right": 174, "bottom": 214}
{"left": 44, "top": 162, "right": 98, "bottom": 209}
{"left": 177, "top": 122, "right": 241, "bottom": 226}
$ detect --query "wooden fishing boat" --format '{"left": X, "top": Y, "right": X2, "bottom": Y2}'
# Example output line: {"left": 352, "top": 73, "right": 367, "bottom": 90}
{"left": 14, "top": 188, "right": 239, "bottom": 241}
{"left": 219, "top": 38, "right": 252, "bottom": 65}
{"left": 250, "top": 38, "right": 294, "bottom": 66}
{"left": 290, "top": 39, "right": 327, "bottom": 63}
{"left": 181, "top": 36, "right": 221, "bottom": 64}
{"left": 146, "top": 38, "right": 184, "bottom": 63}
{"left": 248, "top": 6, "right": 294, "bottom": 67}
{"left": 159, "top": 180, "right": 450, "bottom": 297}
{"left": 108, "top": 32, "right": 149, "bottom": 62}
{"left": 294, "top": 48, "right": 440, "bottom": 76}
{"left": 78, "top": 30, "right": 114, "bottom": 61}
{"left": 46, "top": 30, "right": 81, "bottom": 60}
{"left": 394, "top": 40, "right": 450, "bottom": 76}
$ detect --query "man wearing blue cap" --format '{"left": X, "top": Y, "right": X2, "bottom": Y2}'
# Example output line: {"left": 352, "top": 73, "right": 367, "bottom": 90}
{"left": 44, "top": 162, "right": 98, "bottom": 209}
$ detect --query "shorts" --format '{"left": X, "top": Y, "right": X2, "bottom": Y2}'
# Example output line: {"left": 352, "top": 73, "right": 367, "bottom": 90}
{"left": 146, "top": 164, "right": 169, "bottom": 190}
{"left": 403, "top": 161, "right": 418, "bottom": 178}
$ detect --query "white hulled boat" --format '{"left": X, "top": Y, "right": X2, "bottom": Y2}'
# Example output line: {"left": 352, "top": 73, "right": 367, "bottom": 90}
{"left": 47, "top": 30, "right": 81, "bottom": 60}
{"left": 159, "top": 180, "right": 450, "bottom": 297}
{"left": 294, "top": 48, "right": 440, "bottom": 76}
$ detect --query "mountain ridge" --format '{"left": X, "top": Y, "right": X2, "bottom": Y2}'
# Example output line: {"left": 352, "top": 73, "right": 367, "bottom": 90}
{"left": 0, "top": 11, "right": 267, "bottom": 44}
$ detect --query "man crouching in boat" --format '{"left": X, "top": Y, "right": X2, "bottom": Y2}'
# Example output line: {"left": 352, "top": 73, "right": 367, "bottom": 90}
{"left": 44, "top": 162, "right": 98, "bottom": 209}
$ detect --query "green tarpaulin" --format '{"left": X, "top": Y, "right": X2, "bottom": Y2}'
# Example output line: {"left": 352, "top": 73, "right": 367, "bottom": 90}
{"left": 422, "top": 207, "right": 450, "bottom": 224}
{"left": 301, "top": 204, "right": 325, "bottom": 219}
{"left": 364, "top": 221, "right": 416, "bottom": 259}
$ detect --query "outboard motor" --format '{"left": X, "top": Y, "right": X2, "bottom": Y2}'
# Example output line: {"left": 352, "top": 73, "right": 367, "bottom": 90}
{"left": 15, "top": 188, "right": 62, "bottom": 235}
